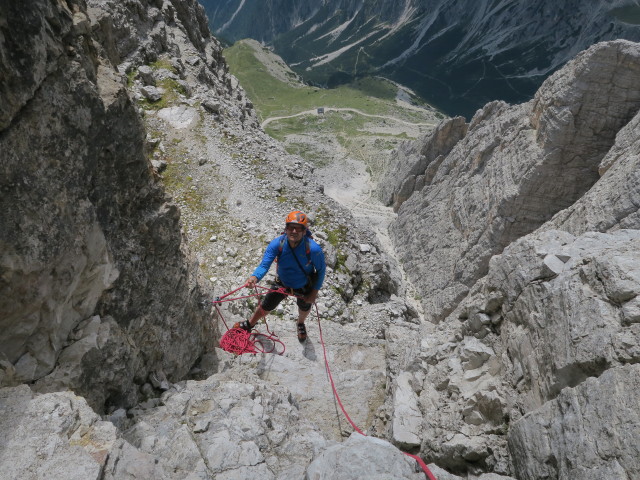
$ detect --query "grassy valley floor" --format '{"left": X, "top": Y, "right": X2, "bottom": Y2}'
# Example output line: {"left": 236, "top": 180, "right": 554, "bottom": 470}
{"left": 223, "top": 40, "right": 443, "bottom": 311}
{"left": 223, "top": 39, "right": 443, "bottom": 183}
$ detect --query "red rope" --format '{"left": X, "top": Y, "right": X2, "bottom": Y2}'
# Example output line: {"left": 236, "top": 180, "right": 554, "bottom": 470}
{"left": 212, "top": 283, "right": 291, "bottom": 305}
{"left": 214, "top": 283, "right": 294, "bottom": 356}
{"left": 314, "top": 304, "right": 437, "bottom": 480}
{"left": 220, "top": 327, "right": 258, "bottom": 355}
{"left": 219, "top": 327, "right": 285, "bottom": 355}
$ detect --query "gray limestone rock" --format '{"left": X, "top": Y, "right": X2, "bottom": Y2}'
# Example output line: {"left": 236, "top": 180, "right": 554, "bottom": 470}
{"left": 508, "top": 364, "right": 640, "bottom": 480}
{"left": 545, "top": 106, "right": 640, "bottom": 234}
{"left": 304, "top": 432, "right": 425, "bottom": 480}
{"left": 0, "top": 386, "right": 118, "bottom": 480}
{"left": 157, "top": 105, "right": 198, "bottom": 128}
{"left": 103, "top": 439, "right": 167, "bottom": 480}
{"left": 0, "top": 0, "right": 212, "bottom": 410}
{"left": 391, "top": 372, "right": 423, "bottom": 448}
{"left": 136, "top": 65, "right": 156, "bottom": 85}
{"left": 140, "top": 84, "right": 164, "bottom": 101}
{"left": 413, "top": 229, "right": 640, "bottom": 475}
{"left": 494, "top": 230, "right": 640, "bottom": 407}
{"left": 121, "top": 369, "right": 331, "bottom": 480}
{"left": 388, "top": 40, "right": 640, "bottom": 322}
{"left": 203, "top": 98, "right": 222, "bottom": 113}
{"left": 377, "top": 115, "right": 468, "bottom": 210}
{"left": 251, "top": 317, "right": 388, "bottom": 441}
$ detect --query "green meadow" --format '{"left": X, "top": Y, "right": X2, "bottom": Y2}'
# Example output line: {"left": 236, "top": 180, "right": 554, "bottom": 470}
{"left": 223, "top": 40, "right": 440, "bottom": 124}
{"left": 222, "top": 40, "right": 442, "bottom": 172}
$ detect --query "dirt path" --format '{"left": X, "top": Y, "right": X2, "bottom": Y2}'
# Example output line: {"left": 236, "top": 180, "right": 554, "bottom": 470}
{"left": 310, "top": 123, "right": 429, "bottom": 317}
{"left": 261, "top": 107, "right": 437, "bottom": 128}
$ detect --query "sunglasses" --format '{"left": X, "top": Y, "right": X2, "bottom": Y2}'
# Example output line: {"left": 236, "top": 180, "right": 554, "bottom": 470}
{"left": 286, "top": 224, "right": 306, "bottom": 232}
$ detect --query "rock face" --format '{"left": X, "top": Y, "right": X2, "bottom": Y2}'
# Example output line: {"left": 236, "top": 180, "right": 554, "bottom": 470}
{"left": 304, "top": 432, "right": 425, "bottom": 480}
{"left": 384, "top": 40, "right": 640, "bottom": 323}
{"left": 509, "top": 364, "right": 640, "bottom": 480}
{"left": 380, "top": 40, "right": 640, "bottom": 478}
{"left": 0, "top": 385, "right": 119, "bottom": 480}
{"left": 0, "top": 0, "right": 214, "bottom": 410}
{"left": 114, "top": 369, "right": 329, "bottom": 480}
{"left": 543, "top": 103, "right": 640, "bottom": 234}
{"left": 0, "top": 366, "right": 419, "bottom": 480}
{"left": 386, "top": 229, "right": 640, "bottom": 476}
{"left": 378, "top": 116, "right": 468, "bottom": 212}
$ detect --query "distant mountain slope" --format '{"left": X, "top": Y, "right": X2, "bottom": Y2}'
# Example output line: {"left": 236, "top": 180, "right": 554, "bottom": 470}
{"left": 200, "top": 0, "right": 640, "bottom": 118}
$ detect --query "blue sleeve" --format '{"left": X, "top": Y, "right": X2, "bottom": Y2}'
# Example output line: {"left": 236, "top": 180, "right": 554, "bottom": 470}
{"left": 252, "top": 237, "right": 281, "bottom": 281}
{"left": 310, "top": 240, "right": 326, "bottom": 290}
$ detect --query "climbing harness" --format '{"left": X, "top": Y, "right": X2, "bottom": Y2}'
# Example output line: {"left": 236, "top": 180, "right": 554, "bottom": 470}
{"left": 211, "top": 283, "right": 437, "bottom": 480}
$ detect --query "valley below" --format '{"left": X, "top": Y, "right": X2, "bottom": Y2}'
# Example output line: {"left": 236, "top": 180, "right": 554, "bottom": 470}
{"left": 223, "top": 39, "right": 441, "bottom": 266}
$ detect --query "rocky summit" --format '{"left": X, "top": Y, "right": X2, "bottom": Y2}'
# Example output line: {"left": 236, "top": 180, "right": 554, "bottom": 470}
{"left": 1, "top": 1, "right": 639, "bottom": 480}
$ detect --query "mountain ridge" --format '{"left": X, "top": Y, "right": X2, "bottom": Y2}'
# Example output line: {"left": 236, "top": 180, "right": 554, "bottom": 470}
{"left": 201, "top": 0, "right": 640, "bottom": 117}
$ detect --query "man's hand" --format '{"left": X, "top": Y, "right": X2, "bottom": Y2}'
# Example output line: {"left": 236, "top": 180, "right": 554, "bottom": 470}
{"left": 246, "top": 276, "right": 258, "bottom": 288}
{"left": 303, "top": 289, "right": 319, "bottom": 304}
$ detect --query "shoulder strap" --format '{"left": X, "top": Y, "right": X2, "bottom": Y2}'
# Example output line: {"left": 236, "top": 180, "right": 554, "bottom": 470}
{"left": 291, "top": 244, "right": 311, "bottom": 280}
{"left": 304, "top": 237, "right": 311, "bottom": 260}
{"left": 275, "top": 234, "right": 287, "bottom": 263}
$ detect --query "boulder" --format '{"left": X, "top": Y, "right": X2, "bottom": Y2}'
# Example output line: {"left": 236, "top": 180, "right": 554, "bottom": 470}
{"left": 157, "top": 105, "right": 198, "bottom": 128}
{"left": 391, "top": 372, "right": 423, "bottom": 448}
{"left": 0, "top": 386, "right": 118, "bottom": 480}
{"left": 304, "top": 432, "right": 425, "bottom": 480}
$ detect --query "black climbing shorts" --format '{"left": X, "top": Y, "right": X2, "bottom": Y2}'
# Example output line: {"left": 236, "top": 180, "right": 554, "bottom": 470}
{"left": 261, "top": 280, "right": 313, "bottom": 312}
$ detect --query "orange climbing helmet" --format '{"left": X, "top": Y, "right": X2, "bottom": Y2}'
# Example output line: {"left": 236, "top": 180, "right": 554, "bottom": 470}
{"left": 285, "top": 210, "right": 308, "bottom": 227}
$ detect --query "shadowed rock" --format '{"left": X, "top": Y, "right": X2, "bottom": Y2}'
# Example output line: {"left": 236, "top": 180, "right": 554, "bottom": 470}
{"left": 0, "top": 0, "right": 211, "bottom": 410}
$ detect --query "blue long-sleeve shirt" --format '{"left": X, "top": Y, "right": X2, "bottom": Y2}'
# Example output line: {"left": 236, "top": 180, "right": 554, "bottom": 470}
{"left": 252, "top": 235, "right": 326, "bottom": 290}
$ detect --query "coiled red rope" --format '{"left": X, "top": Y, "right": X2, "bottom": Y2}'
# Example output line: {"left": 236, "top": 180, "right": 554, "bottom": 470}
{"left": 213, "top": 282, "right": 291, "bottom": 356}
{"left": 219, "top": 328, "right": 258, "bottom": 355}
{"left": 211, "top": 284, "right": 437, "bottom": 479}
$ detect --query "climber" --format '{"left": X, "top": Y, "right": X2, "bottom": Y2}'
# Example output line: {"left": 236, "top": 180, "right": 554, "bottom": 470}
{"left": 234, "top": 210, "right": 326, "bottom": 342}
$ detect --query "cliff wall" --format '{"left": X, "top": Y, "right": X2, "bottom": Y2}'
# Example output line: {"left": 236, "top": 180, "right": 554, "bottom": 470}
{"left": 382, "top": 40, "right": 640, "bottom": 323}
{"left": 0, "top": 0, "right": 217, "bottom": 411}
{"left": 380, "top": 40, "right": 640, "bottom": 477}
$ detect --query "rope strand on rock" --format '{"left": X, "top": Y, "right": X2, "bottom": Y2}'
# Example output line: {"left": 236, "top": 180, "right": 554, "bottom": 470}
{"left": 313, "top": 303, "right": 437, "bottom": 480}
{"left": 211, "top": 283, "right": 437, "bottom": 479}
